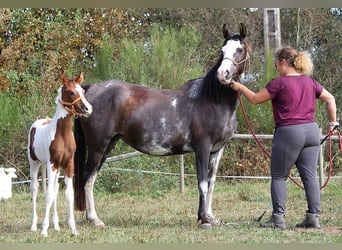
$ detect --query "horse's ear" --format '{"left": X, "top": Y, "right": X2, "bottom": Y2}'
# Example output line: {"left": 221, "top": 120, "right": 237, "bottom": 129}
{"left": 239, "top": 23, "right": 247, "bottom": 39}
{"left": 60, "top": 72, "right": 69, "bottom": 85}
{"left": 222, "top": 23, "right": 230, "bottom": 39}
{"left": 75, "top": 72, "right": 84, "bottom": 85}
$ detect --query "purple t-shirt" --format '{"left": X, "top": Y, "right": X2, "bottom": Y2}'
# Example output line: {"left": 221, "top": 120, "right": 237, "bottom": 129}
{"left": 265, "top": 75, "right": 324, "bottom": 128}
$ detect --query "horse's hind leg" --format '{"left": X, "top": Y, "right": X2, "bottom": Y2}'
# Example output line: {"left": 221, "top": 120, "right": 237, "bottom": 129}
{"left": 85, "top": 139, "right": 118, "bottom": 227}
{"left": 64, "top": 175, "right": 78, "bottom": 235}
{"left": 206, "top": 147, "right": 224, "bottom": 225}
{"left": 85, "top": 171, "right": 105, "bottom": 227}
{"left": 29, "top": 160, "right": 40, "bottom": 232}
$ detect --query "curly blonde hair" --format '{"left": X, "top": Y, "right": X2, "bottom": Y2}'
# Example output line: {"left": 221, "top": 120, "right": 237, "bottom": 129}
{"left": 275, "top": 47, "right": 313, "bottom": 75}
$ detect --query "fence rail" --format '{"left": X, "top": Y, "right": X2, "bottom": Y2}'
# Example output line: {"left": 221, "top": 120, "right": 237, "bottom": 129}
{"left": 13, "top": 133, "right": 340, "bottom": 194}
{"left": 103, "top": 133, "right": 340, "bottom": 193}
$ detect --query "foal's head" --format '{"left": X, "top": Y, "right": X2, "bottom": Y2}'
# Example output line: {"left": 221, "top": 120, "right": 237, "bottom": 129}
{"left": 58, "top": 72, "right": 93, "bottom": 117}
{"left": 217, "top": 23, "right": 250, "bottom": 84}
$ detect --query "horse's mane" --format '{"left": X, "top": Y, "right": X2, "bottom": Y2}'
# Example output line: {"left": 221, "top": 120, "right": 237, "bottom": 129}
{"left": 202, "top": 53, "right": 231, "bottom": 102}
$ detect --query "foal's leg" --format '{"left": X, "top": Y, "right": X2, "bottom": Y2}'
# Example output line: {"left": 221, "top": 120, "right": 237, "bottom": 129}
{"left": 52, "top": 171, "right": 60, "bottom": 231}
{"left": 206, "top": 147, "right": 224, "bottom": 225}
{"left": 29, "top": 160, "right": 40, "bottom": 232}
{"left": 41, "top": 164, "right": 58, "bottom": 237}
{"left": 65, "top": 175, "right": 78, "bottom": 235}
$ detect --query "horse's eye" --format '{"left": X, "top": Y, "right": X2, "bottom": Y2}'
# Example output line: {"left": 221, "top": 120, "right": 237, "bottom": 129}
{"left": 237, "top": 48, "right": 243, "bottom": 53}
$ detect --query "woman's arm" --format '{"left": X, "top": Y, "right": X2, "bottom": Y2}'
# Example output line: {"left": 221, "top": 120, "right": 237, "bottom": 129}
{"left": 318, "top": 88, "right": 338, "bottom": 132}
{"left": 230, "top": 80, "right": 272, "bottom": 105}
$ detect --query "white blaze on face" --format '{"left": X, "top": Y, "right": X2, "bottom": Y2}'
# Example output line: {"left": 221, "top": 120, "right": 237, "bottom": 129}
{"left": 217, "top": 40, "right": 242, "bottom": 83}
{"left": 75, "top": 84, "right": 93, "bottom": 116}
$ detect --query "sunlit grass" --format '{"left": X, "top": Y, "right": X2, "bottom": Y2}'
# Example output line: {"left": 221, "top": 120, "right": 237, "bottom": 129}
{"left": 1, "top": 179, "right": 341, "bottom": 243}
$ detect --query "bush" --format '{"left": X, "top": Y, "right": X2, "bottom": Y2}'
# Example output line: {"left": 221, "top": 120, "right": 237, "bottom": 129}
{"left": 111, "top": 25, "right": 204, "bottom": 88}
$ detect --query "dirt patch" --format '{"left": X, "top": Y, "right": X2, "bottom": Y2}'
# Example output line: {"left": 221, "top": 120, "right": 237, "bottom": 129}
{"left": 294, "top": 226, "right": 342, "bottom": 235}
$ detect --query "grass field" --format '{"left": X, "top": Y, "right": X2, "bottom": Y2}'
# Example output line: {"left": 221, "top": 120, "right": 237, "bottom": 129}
{"left": 0, "top": 179, "right": 341, "bottom": 243}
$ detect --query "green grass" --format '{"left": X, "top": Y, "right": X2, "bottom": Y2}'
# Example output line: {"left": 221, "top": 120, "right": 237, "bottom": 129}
{"left": 1, "top": 179, "right": 341, "bottom": 243}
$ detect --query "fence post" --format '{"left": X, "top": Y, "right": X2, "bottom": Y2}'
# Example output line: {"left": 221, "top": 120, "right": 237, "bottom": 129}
{"left": 263, "top": 8, "right": 281, "bottom": 51}
{"left": 318, "top": 128, "right": 324, "bottom": 187}
{"left": 179, "top": 155, "right": 184, "bottom": 193}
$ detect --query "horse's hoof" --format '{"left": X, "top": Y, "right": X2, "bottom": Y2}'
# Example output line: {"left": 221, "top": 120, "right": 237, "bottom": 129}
{"left": 199, "top": 223, "right": 212, "bottom": 230}
{"left": 210, "top": 218, "right": 223, "bottom": 226}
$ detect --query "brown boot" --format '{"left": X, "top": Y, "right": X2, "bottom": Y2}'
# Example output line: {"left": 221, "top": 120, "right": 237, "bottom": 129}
{"left": 295, "top": 213, "right": 321, "bottom": 228}
{"left": 260, "top": 213, "right": 286, "bottom": 230}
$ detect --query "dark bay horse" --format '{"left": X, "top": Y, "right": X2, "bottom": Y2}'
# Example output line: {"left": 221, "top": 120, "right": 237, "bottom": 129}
{"left": 74, "top": 23, "right": 250, "bottom": 229}
{"left": 28, "top": 72, "right": 92, "bottom": 236}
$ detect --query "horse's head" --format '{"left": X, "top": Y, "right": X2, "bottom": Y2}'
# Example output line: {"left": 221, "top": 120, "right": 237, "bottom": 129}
{"left": 217, "top": 23, "right": 250, "bottom": 84}
{"left": 58, "top": 72, "right": 93, "bottom": 117}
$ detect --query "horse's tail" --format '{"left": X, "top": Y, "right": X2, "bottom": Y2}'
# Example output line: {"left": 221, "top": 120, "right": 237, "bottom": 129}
{"left": 74, "top": 111, "right": 87, "bottom": 211}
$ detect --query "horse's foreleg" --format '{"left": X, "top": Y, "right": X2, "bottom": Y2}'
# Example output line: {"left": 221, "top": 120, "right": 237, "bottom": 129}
{"left": 41, "top": 165, "right": 58, "bottom": 237}
{"left": 64, "top": 176, "right": 78, "bottom": 235}
{"left": 206, "top": 147, "right": 224, "bottom": 225}
{"left": 29, "top": 161, "right": 40, "bottom": 232}
{"left": 85, "top": 171, "right": 105, "bottom": 227}
{"left": 195, "top": 146, "right": 211, "bottom": 229}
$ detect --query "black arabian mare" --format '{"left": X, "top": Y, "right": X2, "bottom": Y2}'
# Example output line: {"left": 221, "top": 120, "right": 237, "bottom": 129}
{"left": 74, "top": 23, "right": 250, "bottom": 229}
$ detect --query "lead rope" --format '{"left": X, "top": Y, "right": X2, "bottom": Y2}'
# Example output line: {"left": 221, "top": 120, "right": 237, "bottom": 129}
{"left": 237, "top": 91, "right": 341, "bottom": 190}
{"left": 320, "top": 127, "right": 342, "bottom": 189}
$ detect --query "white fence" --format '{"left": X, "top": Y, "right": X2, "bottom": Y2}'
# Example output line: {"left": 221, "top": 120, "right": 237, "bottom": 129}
{"left": 103, "top": 133, "right": 340, "bottom": 193}
{"left": 11, "top": 133, "right": 340, "bottom": 194}
{"left": 0, "top": 167, "right": 17, "bottom": 199}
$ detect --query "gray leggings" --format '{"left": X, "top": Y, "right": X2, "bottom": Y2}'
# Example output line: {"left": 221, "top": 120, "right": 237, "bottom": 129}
{"left": 271, "top": 122, "right": 321, "bottom": 214}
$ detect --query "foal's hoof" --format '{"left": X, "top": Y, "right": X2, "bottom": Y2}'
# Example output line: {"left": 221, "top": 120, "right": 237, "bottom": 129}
{"left": 41, "top": 231, "right": 48, "bottom": 237}
{"left": 95, "top": 221, "right": 105, "bottom": 228}
{"left": 72, "top": 229, "right": 79, "bottom": 236}
{"left": 88, "top": 218, "right": 105, "bottom": 228}
{"left": 199, "top": 223, "right": 212, "bottom": 230}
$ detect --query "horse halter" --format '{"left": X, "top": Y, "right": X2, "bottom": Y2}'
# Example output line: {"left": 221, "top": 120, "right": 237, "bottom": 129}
{"left": 223, "top": 51, "right": 250, "bottom": 66}
{"left": 223, "top": 50, "right": 250, "bottom": 82}
{"left": 59, "top": 96, "right": 83, "bottom": 116}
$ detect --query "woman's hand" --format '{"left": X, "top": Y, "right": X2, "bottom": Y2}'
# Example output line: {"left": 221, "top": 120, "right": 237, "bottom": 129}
{"left": 230, "top": 80, "right": 242, "bottom": 91}
{"left": 229, "top": 81, "right": 272, "bottom": 105}
{"left": 329, "top": 123, "right": 339, "bottom": 135}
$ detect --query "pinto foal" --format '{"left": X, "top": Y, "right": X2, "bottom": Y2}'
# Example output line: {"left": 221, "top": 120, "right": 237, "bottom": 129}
{"left": 28, "top": 72, "right": 92, "bottom": 236}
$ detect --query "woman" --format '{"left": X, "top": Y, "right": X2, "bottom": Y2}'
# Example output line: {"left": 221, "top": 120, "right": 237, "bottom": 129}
{"left": 230, "top": 47, "right": 338, "bottom": 230}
